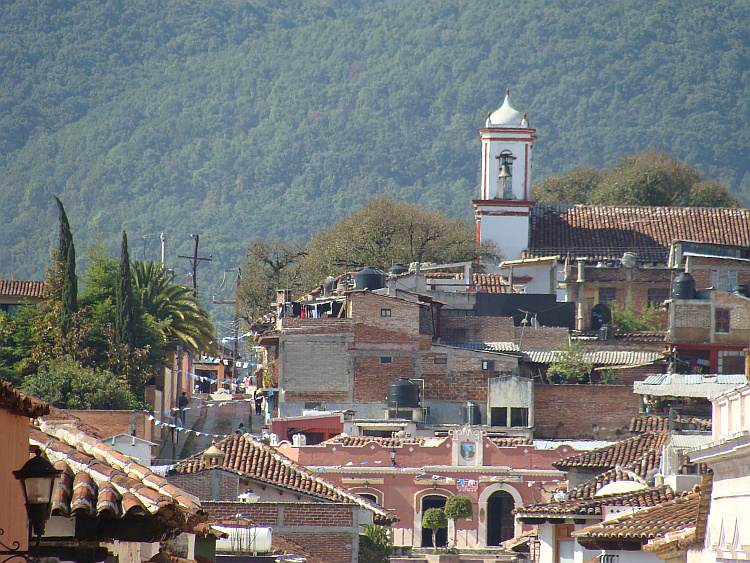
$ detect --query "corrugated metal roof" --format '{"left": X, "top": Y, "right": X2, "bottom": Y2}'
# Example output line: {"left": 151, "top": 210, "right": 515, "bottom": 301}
{"left": 669, "top": 434, "right": 713, "bottom": 449}
{"left": 644, "top": 374, "right": 670, "bottom": 385}
{"left": 525, "top": 350, "right": 661, "bottom": 365}
{"left": 533, "top": 440, "right": 614, "bottom": 451}
{"left": 684, "top": 374, "right": 703, "bottom": 385}
{"left": 717, "top": 374, "right": 747, "bottom": 384}
{"left": 440, "top": 341, "right": 520, "bottom": 352}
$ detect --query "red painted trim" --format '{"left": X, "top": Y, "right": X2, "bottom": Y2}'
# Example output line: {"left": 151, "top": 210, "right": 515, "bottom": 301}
{"left": 524, "top": 144, "right": 530, "bottom": 200}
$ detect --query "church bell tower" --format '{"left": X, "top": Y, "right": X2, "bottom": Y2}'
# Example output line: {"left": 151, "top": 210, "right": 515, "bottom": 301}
{"left": 473, "top": 89, "right": 536, "bottom": 262}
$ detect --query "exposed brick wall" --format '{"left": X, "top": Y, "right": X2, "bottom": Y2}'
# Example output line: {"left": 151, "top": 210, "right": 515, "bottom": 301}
{"left": 423, "top": 371, "right": 490, "bottom": 401}
{"left": 167, "top": 469, "right": 240, "bottom": 501}
{"left": 56, "top": 410, "right": 148, "bottom": 440}
{"left": 350, "top": 292, "right": 422, "bottom": 337}
{"left": 513, "top": 326, "right": 569, "bottom": 350}
{"left": 284, "top": 391, "right": 350, "bottom": 403}
{"left": 354, "top": 356, "right": 415, "bottom": 402}
{"left": 441, "top": 316, "right": 514, "bottom": 341}
{"left": 202, "top": 501, "right": 358, "bottom": 563}
{"left": 533, "top": 384, "right": 640, "bottom": 440}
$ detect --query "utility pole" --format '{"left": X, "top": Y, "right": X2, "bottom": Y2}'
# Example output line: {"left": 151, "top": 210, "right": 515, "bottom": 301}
{"left": 178, "top": 234, "right": 212, "bottom": 296}
{"left": 214, "top": 269, "right": 241, "bottom": 383}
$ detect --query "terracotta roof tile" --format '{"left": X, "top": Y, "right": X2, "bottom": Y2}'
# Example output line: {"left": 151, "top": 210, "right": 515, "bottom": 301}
{"left": 516, "top": 486, "right": 679, "bottom": 518}
{"left": 172, "top": 434, "right": 397, "bottom": 523}
{"left": 553, "top": 432, "right": 669, "bottom": 471}
{"left": 527, "top": 204, "right": 750, "bottom": 262}
{"left": 326, "top": 435, "right": 424, "bottom": 447}
{"left": 573, "top": 479, "right": 711, "bottom": 546}
{"left": 0, "top": 280, "right": 46, "bottom": 298}
{"left": 489, "top": 437, "right": 534, "bottom": 447}
{"left": 0, "top": 379, "right": 50, "bottom": 418}
{"left": 629, "top": 415, "right": 711, "bottom": 434}
{"left": 32, "top": 424, "right": 202, "bottom": 534}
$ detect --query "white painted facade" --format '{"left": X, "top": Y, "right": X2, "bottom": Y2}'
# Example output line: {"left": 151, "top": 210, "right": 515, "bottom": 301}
{"left": 473, "top": 90, "right": 537, "bottom": 263}
{"left": 689, "top": 384, "right": 750, "bottom": 563}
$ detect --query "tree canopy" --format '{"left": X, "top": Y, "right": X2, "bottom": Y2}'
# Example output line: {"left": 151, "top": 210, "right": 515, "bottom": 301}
{"left": 533, "top": 151, "right": 741, "bottom": 207}
{"left": 3, "top": 0, "right": 750, "bottom": 315}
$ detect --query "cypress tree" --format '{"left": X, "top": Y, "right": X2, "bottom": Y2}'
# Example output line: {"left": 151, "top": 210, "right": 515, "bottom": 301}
{"left": 55, "top": 197, "right": 77, "bottom": 335}
{"left": 115, "top": 231, "right": 135, "bottom": 348}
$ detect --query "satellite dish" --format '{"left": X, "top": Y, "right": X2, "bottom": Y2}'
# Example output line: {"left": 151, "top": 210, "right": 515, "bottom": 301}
{"left": 621, "top": 252, "right": 637, "bottom": 268}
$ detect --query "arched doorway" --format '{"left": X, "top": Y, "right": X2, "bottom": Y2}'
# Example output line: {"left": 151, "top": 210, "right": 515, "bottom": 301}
{"left": 359, "top": 493, "right": 378, "bottom": 503}
{"left": 421, "top": 495, "right": 448, "bottom": 547}
{"left": 487, "top": 490, "right": 515, "bottom": 546}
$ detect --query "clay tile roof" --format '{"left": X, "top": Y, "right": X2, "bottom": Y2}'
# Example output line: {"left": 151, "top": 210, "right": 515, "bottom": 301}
{"left": 0, "top": 280, "right": 46, "bottom": 298}
{"left": 325, "top": 435, "right": 425, "bottom": 447}
{"left": 573, "top": 479, "right": 711, "bottom": 546}
{"left": 172, "top": 434, "right": 397, "bottom": 524}
{"left": 489, "top": 437, "right": 534, "bottom": 447}
{"left": 0, "top": 379, "right": 50, "bottom": 418}
{"left": 553, "top": 432, "right": 669, "bottom": 471}
{"left": 527, "top": 204, "right": 750, "bottom": 262}
{"left": 516, "top": 485, "right": 679, "bottom": 519}
{"left": 472, "top": 273, "right": 511, "bottom": 293}
{"left": 630, "top": 415, "right": 711, "bottom": 434}
{"left": 32, "top": 424, "right": 202, "bottom": 534}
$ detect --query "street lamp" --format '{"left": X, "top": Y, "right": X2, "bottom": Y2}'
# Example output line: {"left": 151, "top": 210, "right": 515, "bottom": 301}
{"left": 1, "top": 448, "right": 62, "bottom": 562}
{"left": 390, "top": 448, "right": 396, "bottom": 467}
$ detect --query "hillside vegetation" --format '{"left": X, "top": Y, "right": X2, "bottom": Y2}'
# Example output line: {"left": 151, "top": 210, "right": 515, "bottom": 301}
{"left": 2, "top": 0, "right": 749, "bottom": 306}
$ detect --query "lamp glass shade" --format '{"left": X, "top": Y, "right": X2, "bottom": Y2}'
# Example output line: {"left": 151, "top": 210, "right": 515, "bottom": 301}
{"left": 23, "top": 476, "right": 56, "bottom": 504}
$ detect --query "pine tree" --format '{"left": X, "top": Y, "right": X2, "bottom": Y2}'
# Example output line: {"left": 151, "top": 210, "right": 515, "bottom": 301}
{"left": 55, "top": 197, "right": 77, "bottom": 335}
{"left": 115, "top": 231, "right": 135, "bottom": 348}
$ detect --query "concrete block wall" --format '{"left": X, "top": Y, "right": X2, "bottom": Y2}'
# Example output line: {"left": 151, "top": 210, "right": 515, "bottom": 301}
{"left": 533, "top": 384, "right": 639, "bottom": 440}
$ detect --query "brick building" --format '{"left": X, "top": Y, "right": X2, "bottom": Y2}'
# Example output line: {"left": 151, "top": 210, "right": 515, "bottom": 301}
{"left": 167, "top": 434, "right": 396, "bottom": 563}
{"left": 258, "top": 288, "right": 529, "bottom": 428}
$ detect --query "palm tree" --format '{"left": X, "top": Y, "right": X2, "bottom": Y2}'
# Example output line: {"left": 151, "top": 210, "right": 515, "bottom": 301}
{"left": 132, "top": 261, "right": 214, "bottom": 353}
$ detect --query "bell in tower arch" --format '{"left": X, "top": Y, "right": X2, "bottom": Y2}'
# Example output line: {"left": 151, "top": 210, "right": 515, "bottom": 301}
{"left": 498, "top": 152, "right": 514, "bottom": 199}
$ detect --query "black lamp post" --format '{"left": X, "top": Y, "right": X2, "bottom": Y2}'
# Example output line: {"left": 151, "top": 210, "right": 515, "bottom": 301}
{"left": 0, "top": 448, "right": 62, "bottom": 562}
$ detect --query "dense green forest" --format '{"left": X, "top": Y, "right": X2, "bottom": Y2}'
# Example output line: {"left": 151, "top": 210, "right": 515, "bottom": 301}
{"left": 2, "top": 0, "right": 750, "bottom": 332}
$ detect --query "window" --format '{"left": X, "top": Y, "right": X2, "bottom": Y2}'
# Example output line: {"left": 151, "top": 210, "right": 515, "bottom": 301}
{"left": 380, "top": 356, "right": 392, "bottom": 364}
{"left": 380, "top": 308, "right": 391, "bottom": 317}
{"left": 647, "top": 287, "right": 669, "bottom": 308}
{"left": 482, "top": 360, "right": 495, "bottom": 371}
{"left": 510, "top": 407, "right": 529, "bottom": 427}
{"left": 716, "top": 309, "right": 730, "bottom": 333}
{"left": 710, "top": 270, "right": 738, "bottom": 292}
{"left": 433, "top": 357, "right": 447, "bottom": 365}
{"left": 0, "top": 304, "right": 20, "bottom": 317}
{"left": 490, "top": 407, "right": 508, "bottom": 426}
{"left": 598, "top": 287, "right": 616, "bottom": 304}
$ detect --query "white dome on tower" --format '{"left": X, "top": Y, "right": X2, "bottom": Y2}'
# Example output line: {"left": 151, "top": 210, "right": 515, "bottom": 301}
{"left": 487, "top": 89, "right": 525, "bottom": 127}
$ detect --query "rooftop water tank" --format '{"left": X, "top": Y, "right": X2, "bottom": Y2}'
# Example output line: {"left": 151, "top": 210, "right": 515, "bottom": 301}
{"left": 461, "top": 401, "right": 482, "bottom": 425}
{"left": 322, "top": 276, "right": 336, "bottom": 296}
{"left": 590, "top": 303, "right": 611, "bottom": 331}
{"left": 672, "top": 272, "right": 696, "bottom": 300}
{"left": 387, "top": 378, "right": 420, "bottom": 409}
{"left": 388, "top": 263, "right": 409, "bottom": 276}
{"left": 354, "top": 267, "right": 386, "bottom": 291}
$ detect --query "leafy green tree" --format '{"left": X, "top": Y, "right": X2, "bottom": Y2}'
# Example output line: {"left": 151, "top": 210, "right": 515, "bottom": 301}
{"left": 115, "top": 231, "right": 136, "bottom": 349}
{"left": 303, "top": 196, "right": 499, "bottom": 283}
{"left": 54, "top": 197, "right": 77, "bottom": 336}
{"left": 444, "top": 495, "right": 473, "bottom": 548}
{"left": 23, "top": 357, "right": 140, "bottom": 410}
{"left": 422, "top": 507, "right": 448, "bottom": 550}
{"left": 534, "top": 152, "right": 740, "bottom": 207}
{"left": 132, "top": 260, "right": 214, "bottom": 353}
{"left": 546, "top": 342, "right": 592, "bottom": 384}
{"left": 610, "top": 302, "right": 664, "bottom": 331}
{"left": 358, "top": 524, "right": 392, "bottom": 563}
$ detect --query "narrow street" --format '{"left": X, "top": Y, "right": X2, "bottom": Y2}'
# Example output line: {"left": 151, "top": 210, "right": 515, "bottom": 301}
{"left": 155, "top": 394, "right": 266, "bottom": 464}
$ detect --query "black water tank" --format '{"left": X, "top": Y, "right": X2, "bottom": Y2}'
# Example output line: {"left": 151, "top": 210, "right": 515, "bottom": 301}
{"left": 461, "top": 401, "right": 482, "bottom": 425}
{"left": 389, "top": 263, "right": 409, "bottom": 276}
{"left": 354, "top": 267, "right": 386, "bottom": 290}
{"left": 590, "top": 303, "right": 611, "bottom": 331}
{"left": 387, "top": 378, "right": 420, "bottom": 408}
{"left": 672, "top": 272, "right": 696, "bottom": 300}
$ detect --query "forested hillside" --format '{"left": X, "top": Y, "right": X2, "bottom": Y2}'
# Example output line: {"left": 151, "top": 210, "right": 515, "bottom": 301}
{"left": 2, "top": 0, "right": 750, "bottom": 313}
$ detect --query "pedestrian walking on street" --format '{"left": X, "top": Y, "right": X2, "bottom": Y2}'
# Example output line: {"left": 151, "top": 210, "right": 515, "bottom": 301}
{"left": 254, "top": 389, "right": 263, "bottom": 415}
{"left": 178, "top": 392, "right": 189, "bottom": 426}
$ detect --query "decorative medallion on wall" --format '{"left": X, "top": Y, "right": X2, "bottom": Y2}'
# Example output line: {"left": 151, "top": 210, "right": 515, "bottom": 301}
{"left": 450, "top": 424, "right": 486, "bottom": 466}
